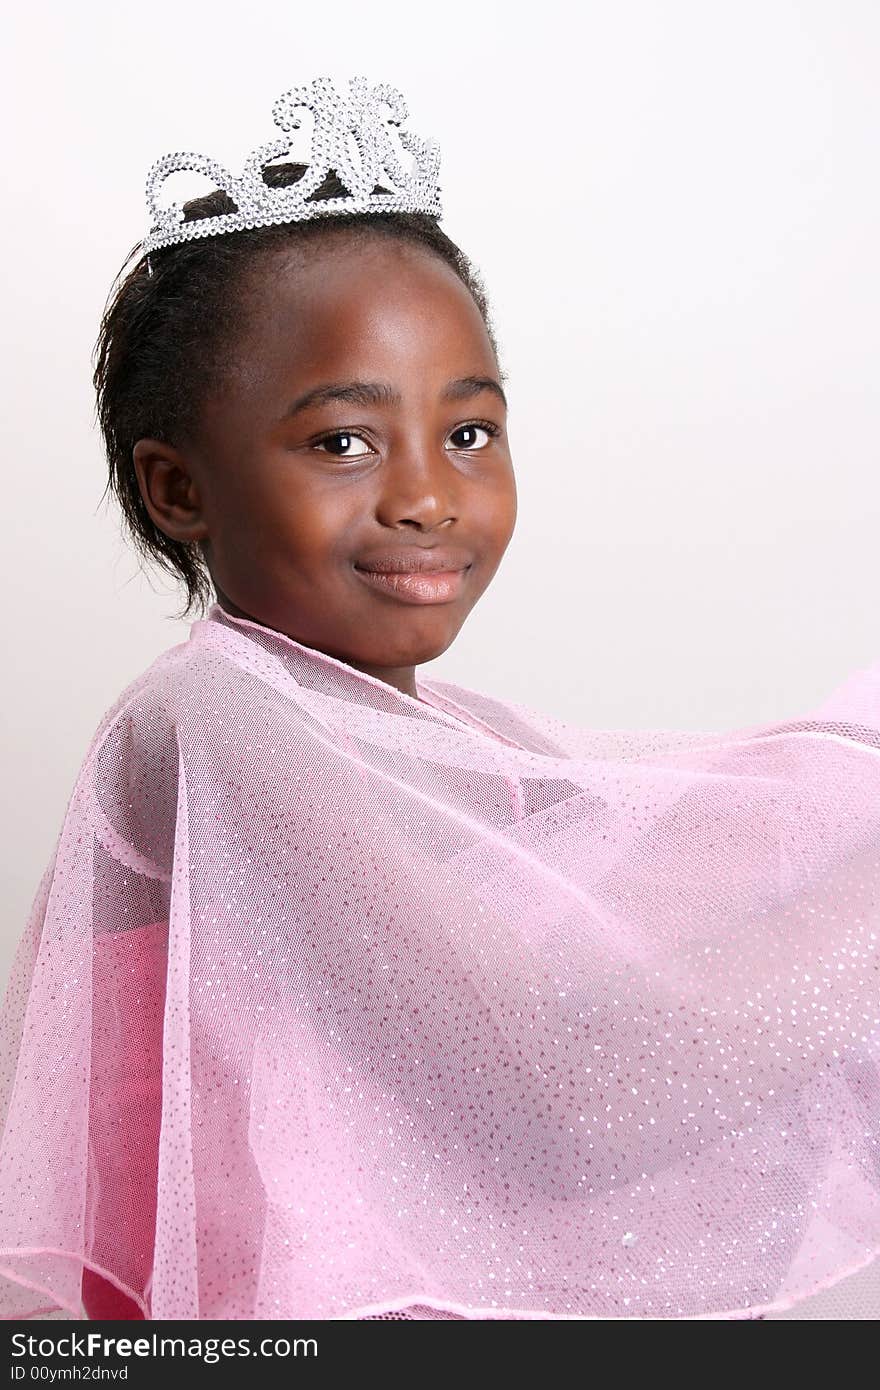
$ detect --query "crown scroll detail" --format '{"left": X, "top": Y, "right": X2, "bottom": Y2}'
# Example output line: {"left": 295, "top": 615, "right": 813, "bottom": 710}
{"left": 142, "top": 76, "right": 443, "bottom": 255}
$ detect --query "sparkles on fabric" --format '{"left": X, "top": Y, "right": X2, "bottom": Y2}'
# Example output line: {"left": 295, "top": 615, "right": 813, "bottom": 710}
{"left": 1, "top": 602, "right": 879, "bottom": 1322}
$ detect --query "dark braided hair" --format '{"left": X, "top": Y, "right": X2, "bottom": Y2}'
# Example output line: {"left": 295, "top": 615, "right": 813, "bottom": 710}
{"left": 92, "top": 162, "right": 503, "bottom": 620}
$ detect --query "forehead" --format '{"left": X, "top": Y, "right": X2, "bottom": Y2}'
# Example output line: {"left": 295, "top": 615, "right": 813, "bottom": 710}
{"left": 233, "top": 234, "right": 494, "bottom": 377}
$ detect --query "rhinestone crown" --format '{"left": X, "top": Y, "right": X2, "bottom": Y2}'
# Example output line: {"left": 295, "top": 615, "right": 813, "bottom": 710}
{"left": 140, "top": 75, "right": 443, "bottom": 257}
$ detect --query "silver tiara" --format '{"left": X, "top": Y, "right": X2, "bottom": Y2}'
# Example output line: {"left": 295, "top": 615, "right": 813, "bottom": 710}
{"left": 140, "top": 75, "right": 443, "bottom": 258}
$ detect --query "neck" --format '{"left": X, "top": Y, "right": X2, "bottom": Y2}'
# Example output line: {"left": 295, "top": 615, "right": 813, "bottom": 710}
{"left": 213, "top": 592, "right": 420, "bottom": 700}
{"left": 338, "top": 658, "right": 419, "bottom": 701}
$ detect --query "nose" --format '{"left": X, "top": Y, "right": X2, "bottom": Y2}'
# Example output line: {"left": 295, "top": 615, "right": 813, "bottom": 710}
{"left": 374, "top": 442, "right": 460, "bottom": 530}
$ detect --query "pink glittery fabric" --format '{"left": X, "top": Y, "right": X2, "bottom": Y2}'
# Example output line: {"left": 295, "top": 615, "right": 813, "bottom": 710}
{"left": 1, "top": 602, "right": 879, "bottom": 1320}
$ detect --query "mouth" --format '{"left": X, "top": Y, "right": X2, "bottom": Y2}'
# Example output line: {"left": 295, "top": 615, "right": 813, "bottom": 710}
{"left": 352, "top": 564, "right": 472, "bottom": 605}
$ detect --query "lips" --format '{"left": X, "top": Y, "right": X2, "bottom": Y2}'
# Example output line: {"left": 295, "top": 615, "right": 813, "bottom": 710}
{"left": 353, "top": 546, "right": 473, "bottom": 575}
{"left": 352, "top": 549, "right": 472, "bottom": 605}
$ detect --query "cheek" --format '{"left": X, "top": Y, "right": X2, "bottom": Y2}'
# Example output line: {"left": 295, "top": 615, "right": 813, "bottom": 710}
{"left": 478, "top": 469, "right": 517, "bottom": 546}
{"left": 504, "top": 472, "right": 518, "bottom": 530}
{"left": 212, "top": 468, "right": 280, "bottom": 530}
{"left": 224, "top": 471, "right": 346, "bottom": 555}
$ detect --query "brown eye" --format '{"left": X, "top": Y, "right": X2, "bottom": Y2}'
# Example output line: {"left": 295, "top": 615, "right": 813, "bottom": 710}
{"left": 313, "top": 431, "right": 372, "bottom": 458}
{"left": 448, "top": 422, "right": 499, "bottom": 450}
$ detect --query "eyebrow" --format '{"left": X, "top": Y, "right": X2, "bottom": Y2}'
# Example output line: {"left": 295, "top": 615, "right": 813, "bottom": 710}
{"left": 278, "top": 374, "right": 508, "bottom": 422}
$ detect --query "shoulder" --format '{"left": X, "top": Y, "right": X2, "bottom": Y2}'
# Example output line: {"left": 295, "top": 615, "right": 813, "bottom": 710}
{"left": 83, "top": 634, "right": 219, "bottom": 769}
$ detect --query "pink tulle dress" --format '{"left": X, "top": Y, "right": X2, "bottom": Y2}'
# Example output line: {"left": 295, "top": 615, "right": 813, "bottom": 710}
{"left": 80, "top": 920, "right": 165, "bottom": 1320}
{"left": 1, "top": 603, "right": 877, "bottom": 1320}
{"left": 79, "top": 919, "right": 469, "bottom": 1321}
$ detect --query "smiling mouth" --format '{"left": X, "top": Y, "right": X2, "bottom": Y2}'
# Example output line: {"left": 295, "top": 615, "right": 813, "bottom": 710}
{"left": 353, "top": 565, "right": 471, "bottom": 605}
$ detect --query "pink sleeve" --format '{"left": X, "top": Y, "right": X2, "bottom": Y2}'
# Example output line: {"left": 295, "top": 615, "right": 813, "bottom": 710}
{"left": 81, "top": 920, "right": 168, "bottom": 1320}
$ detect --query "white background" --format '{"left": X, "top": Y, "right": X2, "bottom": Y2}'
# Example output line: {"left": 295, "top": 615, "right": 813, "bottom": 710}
{"left": 2, "top": 0, "right": 879, "bottom": 1317}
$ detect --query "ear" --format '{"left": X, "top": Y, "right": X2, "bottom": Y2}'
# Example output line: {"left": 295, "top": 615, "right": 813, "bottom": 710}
{"left": 132, "top": 438, "right": 209, "bottom": 543}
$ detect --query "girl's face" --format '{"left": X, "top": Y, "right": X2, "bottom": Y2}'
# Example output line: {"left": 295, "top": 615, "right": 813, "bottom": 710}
{"left": 133, "top": 234, "right": 517, "bottom": 697}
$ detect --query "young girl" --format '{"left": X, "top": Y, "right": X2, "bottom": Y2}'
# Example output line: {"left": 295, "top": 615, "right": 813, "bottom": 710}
{"left": 1, "top": 76, "right": 878, "bottom": 1322}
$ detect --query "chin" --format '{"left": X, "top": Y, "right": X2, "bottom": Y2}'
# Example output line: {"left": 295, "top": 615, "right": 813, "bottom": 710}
{"left": 377, "top": 625, "right": 462, "bottom": 669}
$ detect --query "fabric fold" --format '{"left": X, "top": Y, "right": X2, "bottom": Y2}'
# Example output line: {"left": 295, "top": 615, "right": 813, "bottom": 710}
{"left": 1, "top": 605, "right": 878, "bottom": 1319}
